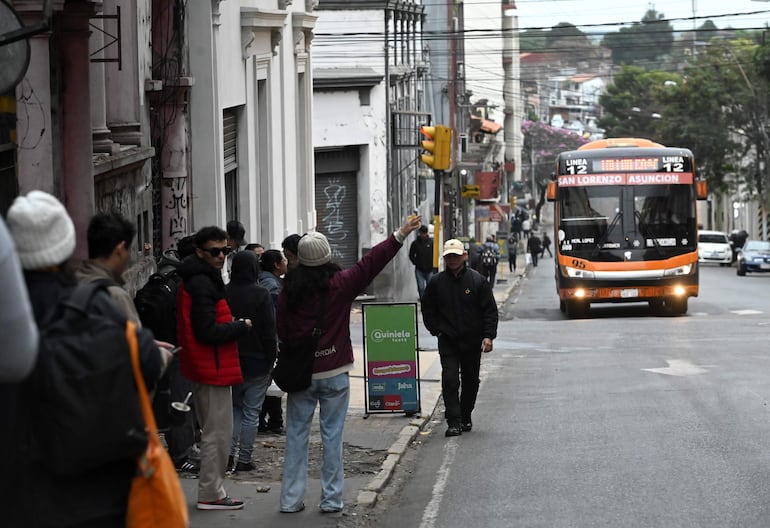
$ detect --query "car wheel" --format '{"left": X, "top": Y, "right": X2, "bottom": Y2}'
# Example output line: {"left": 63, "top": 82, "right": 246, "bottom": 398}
{"left": 559, "top": 299, "right": 566, "bottom": 313}
{"left": 737, "top": 266, "right": 746, "bottom": 276}
{"left": 649, "top": 299, "right": 664, "bottom": 314}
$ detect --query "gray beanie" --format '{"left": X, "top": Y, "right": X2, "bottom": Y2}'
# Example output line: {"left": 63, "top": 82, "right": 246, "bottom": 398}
{"left": 6, "top": 190, "right": 76, "bottom": 270}
{"left": 298, "top": 231, "right": 331, "bottom": 267}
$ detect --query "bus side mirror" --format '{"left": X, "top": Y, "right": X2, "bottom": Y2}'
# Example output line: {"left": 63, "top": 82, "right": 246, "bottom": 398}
{"left": 696, "top": 180, "right": 707, "bottom": 200}
{"left": 546, "top": 181, "right": 557, "bottom": 202}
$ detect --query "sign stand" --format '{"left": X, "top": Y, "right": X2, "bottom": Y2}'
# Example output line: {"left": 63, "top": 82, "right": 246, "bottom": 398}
{"left": 362, "top": 302, "right": 421, "bottom": 417}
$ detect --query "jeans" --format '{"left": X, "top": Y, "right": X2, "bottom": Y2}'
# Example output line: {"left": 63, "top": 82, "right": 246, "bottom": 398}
{"left": 437, "top": 335, "right": 482, "bottom": 425}
{"left": 508, "top": 254, "right": 517, "bottom": 272}
{"left": 231, "top": 374, "right": 271, "bottom": 463}
{"left": 281, "top": 372, "right": 350, "bottom": 512}
{"left": 415, "top": 268, "right": 435, "bottom": 300}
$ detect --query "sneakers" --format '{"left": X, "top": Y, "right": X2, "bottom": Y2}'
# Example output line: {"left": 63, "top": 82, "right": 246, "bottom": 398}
{"left": 445, "top": 424, "right": 462, "bottom": 437}
{"left": 235, "top": 460, "right": 256, "bottom": 472}
{"left": 197, "top": 496, "right": 244, "bottom": 510}
{"left": 461, "top": 421, "right": 473, "bottom": 432}
{"left": 175, "top": 457, "right": 200, "bottom": 473}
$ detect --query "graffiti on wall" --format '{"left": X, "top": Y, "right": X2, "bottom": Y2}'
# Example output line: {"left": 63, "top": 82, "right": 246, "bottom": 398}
{"left": 320, "top": 178, "right": 347, "bottom": 261}
{"left": 163, "top": 177, "right": 187, "bottom": 249}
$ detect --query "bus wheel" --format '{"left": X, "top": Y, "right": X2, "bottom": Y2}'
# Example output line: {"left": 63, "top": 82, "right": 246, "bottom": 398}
{"left": 559, "top": 299, "right": 566, "bottom": 313}
{"left": 649, "top": 299, "right": 664, "bottom": 314}
{"left": 565, "top": 300, "right": 588, "bottom": 319}
{"left": 666, "top": 297, "right": 688, "bottom": 316}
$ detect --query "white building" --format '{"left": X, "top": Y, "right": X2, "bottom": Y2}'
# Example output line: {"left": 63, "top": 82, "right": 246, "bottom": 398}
{"left": 187, "top": 0, "right": 318, "bottom": 249}
{"left": 312, "top": 0, "right": 428, "bottom": 300}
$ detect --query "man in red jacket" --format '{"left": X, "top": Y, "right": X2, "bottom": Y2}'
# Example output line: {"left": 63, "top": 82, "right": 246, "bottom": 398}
{"left": 176, "top": 226, "right": 252, "bottom": 510}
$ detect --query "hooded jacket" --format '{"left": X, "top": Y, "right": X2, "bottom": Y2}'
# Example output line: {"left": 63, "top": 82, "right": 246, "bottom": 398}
{"left": 74, "top": 259, "right": 142, "bottom": 326}
{"left": 176, "top": 254, "right": 248, "bottom": 385}
{"left": 226, "top": 251, "right": 277, "bottom": 377}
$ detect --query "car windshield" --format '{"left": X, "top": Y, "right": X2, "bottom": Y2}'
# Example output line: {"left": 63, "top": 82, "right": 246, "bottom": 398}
{"left": 744, "top": 240, "right": 770, "bottom": 251}
{"left": 699, "top": 234, "right": 728, "bottom": 244}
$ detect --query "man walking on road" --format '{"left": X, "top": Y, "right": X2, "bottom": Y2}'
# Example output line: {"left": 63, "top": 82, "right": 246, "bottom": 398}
{"left": 421, "top": 239, "right": 498, "bottom": 437}
{"left": 409, "top": 225, "right": 434, "bottom": 300}
{"left": 177, "top": 226, "right": 252, "bottom": 510}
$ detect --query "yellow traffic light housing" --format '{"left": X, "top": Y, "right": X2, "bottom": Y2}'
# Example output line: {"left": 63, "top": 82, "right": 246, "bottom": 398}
{"left": 419, "top": 124, "right": 452, "bottom": 170}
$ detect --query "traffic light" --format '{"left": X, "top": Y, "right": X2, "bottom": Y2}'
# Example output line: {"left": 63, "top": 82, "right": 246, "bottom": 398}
{"left": 419, "top": 124, "right": 452, "bottom": 170}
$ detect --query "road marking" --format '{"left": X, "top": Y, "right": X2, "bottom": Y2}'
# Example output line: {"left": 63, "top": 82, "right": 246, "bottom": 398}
{"left": 730, "top": 309, "right": 764, "bottom": 315}
{"left": 419, "top": 440, "right": 458, "bottom": 528}
{"left": 642, "top": 359, "right": 710, "bottom": 377}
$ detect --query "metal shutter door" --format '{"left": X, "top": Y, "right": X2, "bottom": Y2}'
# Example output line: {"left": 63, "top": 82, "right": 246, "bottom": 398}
{"left": 315, "top": 172, "right": 358, "bottom": 269}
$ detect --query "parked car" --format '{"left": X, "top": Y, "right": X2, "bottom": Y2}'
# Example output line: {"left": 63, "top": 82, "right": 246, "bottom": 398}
{"left": 736, "top": 239, "right": 770, "bottom": 276}
{"left": 697, "top": 230, "right": 732, "bottom": 266}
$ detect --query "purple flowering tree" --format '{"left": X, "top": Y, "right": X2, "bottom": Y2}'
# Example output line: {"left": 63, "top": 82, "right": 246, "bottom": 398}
{"left": 521, "top": 120, "right": 590, "bottom": 222}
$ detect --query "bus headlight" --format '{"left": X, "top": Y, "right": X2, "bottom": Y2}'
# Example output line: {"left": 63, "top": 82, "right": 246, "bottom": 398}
{"left": 664, "top": 264, "right": 692, "bottom": 276}
{"left": 562, "top": 266, "right": 595, "bottom": 279}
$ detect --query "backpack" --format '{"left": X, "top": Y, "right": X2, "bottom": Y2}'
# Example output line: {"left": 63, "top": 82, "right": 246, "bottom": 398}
{"left": 481, "top": 246, "right": 498, "bottom": 267}
{"left": 34, "top": 281, "right": 151, "bottom": 475}
{"left": 134, "top": 271, "right": 180, "bottom": 344}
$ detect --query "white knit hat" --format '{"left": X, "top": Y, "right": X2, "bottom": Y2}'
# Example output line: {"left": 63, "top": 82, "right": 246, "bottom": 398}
{"left": 6, "top": 190, "right": 76, "bottom": 270}
{"left": 298, "top": 231, "right": 331, "bottom": 267}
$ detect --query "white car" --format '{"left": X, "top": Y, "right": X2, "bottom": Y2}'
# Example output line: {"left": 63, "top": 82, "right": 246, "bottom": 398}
{"left": 698, "top": 230, "right": 732, "bottom": 266}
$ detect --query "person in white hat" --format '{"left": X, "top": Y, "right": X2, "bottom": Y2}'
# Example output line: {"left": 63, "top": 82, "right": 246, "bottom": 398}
{"left": 3, "top": 190, "right": 167, "bottom": 526}
{"left": 277, "top": 215, "right": 423, "bottom": 514}
{"left": 421, "top": 238, "right": 499, "bottom": 437}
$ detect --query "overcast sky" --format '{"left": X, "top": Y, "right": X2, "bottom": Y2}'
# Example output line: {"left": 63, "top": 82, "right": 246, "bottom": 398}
{"left": 510, "top": 0, "right": 770, "bottom": 32}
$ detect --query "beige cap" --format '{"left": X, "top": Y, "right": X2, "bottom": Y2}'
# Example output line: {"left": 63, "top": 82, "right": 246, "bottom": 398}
{"left": 442, "top": 239, "right": 465, "bottom": 257}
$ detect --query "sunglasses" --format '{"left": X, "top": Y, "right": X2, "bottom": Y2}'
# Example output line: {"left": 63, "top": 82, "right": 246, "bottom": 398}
{"left": 201, "top": 246, "right": 232, "bottom": 257}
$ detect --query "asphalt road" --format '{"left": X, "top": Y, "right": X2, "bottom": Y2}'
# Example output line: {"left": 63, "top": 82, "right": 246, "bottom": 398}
{"left": 369, "top": 261, "right": 770, "bottom": 528}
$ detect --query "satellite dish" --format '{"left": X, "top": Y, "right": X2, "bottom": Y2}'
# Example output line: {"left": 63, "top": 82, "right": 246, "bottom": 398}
{"left": 0, "top": 0, "right": 31, "bottom": 94}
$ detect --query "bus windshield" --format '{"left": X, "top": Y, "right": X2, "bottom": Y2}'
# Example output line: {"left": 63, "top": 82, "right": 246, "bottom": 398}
{"left": 558, "top": 184, "right": 695, "bottom": 260}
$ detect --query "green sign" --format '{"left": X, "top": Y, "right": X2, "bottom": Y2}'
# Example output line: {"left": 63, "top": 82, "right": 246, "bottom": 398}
{"left": 362, "top": 303, "right": 420, "bottom": 414}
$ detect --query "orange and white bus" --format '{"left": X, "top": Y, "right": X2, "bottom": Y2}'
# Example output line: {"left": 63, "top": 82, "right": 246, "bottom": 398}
{"left": 546, "top": 138, "right": 707, "bottom": 318}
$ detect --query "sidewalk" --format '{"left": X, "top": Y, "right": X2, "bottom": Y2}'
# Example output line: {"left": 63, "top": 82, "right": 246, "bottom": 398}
{"left": 180, "top": 256, "right": 527, "bottom": 527}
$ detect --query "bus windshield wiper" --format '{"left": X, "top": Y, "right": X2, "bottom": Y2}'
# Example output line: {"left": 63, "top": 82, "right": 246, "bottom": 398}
{"left": 634, "top": 210, "right": 665, "bottom": 257}
{"left": 591, "top": 211, "right": 622, "bottom": 257}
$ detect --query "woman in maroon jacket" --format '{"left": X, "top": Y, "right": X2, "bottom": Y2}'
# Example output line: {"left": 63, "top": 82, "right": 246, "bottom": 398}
{"left": 277, "top": 215, "right": 422, "bottom": 514}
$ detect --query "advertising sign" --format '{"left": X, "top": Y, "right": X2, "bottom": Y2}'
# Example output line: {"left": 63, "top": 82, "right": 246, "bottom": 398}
{"left": 362, "top": 303, "right": 421, "bottom": 415}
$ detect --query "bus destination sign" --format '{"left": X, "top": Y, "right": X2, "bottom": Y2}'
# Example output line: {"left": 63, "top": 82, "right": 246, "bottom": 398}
{"left": 561, "top": 155, "right": 692, "bottom": 175}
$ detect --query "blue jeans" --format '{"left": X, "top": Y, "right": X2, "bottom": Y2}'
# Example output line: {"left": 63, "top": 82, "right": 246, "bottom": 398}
{"left": 231, "top": 374, "right": 271, "bottom": 463}
{"left": 280, "top": 372, "right": 350, "bottom": 512}
{"left": 415, "top": 268, "right": 435, "bottom": 300}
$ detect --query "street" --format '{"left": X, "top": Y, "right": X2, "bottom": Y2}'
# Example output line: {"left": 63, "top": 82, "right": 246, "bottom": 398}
{"left": 365, "top": 261, "right": 770, "bottom": 527}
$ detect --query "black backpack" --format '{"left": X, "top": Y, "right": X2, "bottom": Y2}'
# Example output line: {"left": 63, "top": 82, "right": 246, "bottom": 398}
{"left": 34, "top": 281, "right": 151, "bottom": 475}
{"left": 134, "top": 270, "right": 180, "bottom": 344}
{"left": 481, "top": 246, "right": 498, "bottom": 267}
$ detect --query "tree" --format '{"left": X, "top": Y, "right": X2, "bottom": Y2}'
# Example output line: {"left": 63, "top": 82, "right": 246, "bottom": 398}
{"left": 520, "top": 29, "right": 547, "bottom": 52}
{"left": 597, "top": 66, "right": 679, "bottom": 140}
{"left": 521, "top": 120, "right": 590, "bottom": 220}
{"left": 602, "top": 9, "right": 674, "bottom": 66}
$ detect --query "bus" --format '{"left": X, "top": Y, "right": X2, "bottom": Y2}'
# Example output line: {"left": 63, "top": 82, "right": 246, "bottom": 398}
{"left": 546, "top": 138, "right": 708, "bottom": 318}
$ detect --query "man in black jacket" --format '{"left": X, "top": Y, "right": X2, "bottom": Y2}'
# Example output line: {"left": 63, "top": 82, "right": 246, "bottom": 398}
{"left": 225, "top": 251, "right": 277, "bottom": 472}
{"left": 421, "top": 239, "right": 498, "bottom": 437}
{"left": 408, "top": 225, "right": 434, "bottom": 300}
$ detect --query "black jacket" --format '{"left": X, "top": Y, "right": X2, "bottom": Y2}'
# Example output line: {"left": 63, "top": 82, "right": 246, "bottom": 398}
{"left": 226, "top": 252, "right": 277, "bottom": 377}
{"left": 409, "top": 236, "right": 434, "bottom": 272}
{"left": 177, "top": 254, "right": 247, "bottom": 346}
{"left": 421, "top": 265, "right": 498, "bottom": 342}
{"left": 5, "top": 270, "right": 163, "bottom": 528}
